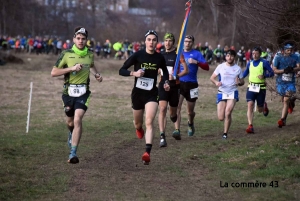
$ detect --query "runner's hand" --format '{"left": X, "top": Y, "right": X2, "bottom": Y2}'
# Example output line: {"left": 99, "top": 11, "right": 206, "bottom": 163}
{"left": 164, "top": 82, "right": 170, "bottom": 91}
{"left": 135, "top": 69, "right": 144, "bottom": 77}
{"left": 73, "top": 63, "right": 82, "bottom": 72}
{"left": 284, "top": 66, "right": 293, "bottom": 73}
{"left": 95, "top": 73, "right": 103, "bottom": 82}
{"left": 188, "top": 58, "right": 197, "bottom": 64}
{"left": 216, "top": 81, "right": 222, "bottom": 87}
{"left": 257, "top": 75, "right": 264, "bottom": 80}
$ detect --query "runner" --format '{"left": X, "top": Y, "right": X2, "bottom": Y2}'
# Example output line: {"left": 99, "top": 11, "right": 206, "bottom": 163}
{"left": 273, "top": 42, "right": 300, "bottom": 127}
{"left": 119, "top": 30, "right": 170, "bottom": 165}
{"left": 243, "top": 47, "right": 274, "bottom": 133}
{"left": 210, "top": 50, "right": 244, "bottom": 139}
{"left": 158, "top": 33, "right": 189, "bottom": 147}
{"left": 175, "top": 35, "right": 209, "bottom": 138}
{"left": 51, "top": 27, "right": 103, "bottom": 164}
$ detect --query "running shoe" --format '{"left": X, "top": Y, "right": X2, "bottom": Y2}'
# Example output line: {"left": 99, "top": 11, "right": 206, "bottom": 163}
{"left": 288, "top": 98, "right": 296, "bottom": 114}
{"left": 188, "top": 122, "right": 195, "bottom": 136}
{"left": 68, "top": 153, "right": 79, "bottom": 164}
{"left": 159, "top": 135, "right": 167, "bottom": 147}
{"left": 172, "top": 129, "right": 181, "bottom": 140}
{"left": 67, "top": 131, "right": 72, "bottom": 148}
{"left": 278, "top": 118, "right": 286, "bottom": 128}
{"left": 246, "top": 125, "right": 254, "bottom": 134}
{"left": 222, "top": 134, "right": 227, "bottom": 140}
{"left": 136, "top": 128, "right": 144, "bottom": 139}
{"left": 142, "top": 152, "right": 150, "bottom": 165}
{"left": 263, "top": 102, "right": 269, "bottom": 117}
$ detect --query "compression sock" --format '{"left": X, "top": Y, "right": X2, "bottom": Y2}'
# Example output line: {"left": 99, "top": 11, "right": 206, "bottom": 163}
{"left": 145, "top": 144, "right": 152, "bottom": 154}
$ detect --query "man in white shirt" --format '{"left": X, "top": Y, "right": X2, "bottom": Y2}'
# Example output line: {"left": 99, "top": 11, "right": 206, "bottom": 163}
{"left": 210, "top": 50, "right": 245, "bottom": 139}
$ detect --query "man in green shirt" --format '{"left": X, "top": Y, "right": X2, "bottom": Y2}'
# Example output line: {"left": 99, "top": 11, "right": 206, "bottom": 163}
{"left": 51, "top": 27, "right": 103, "bottom": 164}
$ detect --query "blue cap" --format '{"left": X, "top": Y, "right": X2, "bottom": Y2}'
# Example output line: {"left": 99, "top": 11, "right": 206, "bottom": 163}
{"left": 284, "top": 43, "right": 293, "bottom": 49}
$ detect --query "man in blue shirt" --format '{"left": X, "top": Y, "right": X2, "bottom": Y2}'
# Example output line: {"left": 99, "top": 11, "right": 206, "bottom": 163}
{"left": 273, "top": 43, "right": 300, "bottom": 127}
{"left": 173, "top": 35, "right": 209, "bottom": 138}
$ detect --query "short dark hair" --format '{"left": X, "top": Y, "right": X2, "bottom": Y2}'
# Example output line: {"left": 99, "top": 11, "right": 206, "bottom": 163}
{"left": 226, "top": 49, "right": 236, "bottom": 57}
{"left": 185, "top": 35, "right": 194, "bottom": 42}
{"left": 253, "top": 47, "right": 262, "bottom": 54}
{"left": 74, "top": 27, "right": 88, "bottom": 38}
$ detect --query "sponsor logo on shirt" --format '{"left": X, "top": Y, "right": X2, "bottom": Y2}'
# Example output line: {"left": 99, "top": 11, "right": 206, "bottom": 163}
{"left": 141, "top": 63, "right": 157, "bottom": 70}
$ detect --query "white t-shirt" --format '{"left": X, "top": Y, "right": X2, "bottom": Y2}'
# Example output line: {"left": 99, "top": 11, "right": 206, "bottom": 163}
{"left": 213, "top": 63, "right": 243, "bottom": 93}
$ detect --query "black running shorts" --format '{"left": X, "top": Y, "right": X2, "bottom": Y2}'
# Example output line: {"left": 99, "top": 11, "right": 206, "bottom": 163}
{"left": 158, "top": 82, "right": 180, "bottom": 107}
{"left": 180, "top": 82, "right": 199, "bottom": 102}
{"left": 62, "top": 91, "right": 91, "bottom": 117}
{"left": 131, "top": 90, "right": 158, "bottom": 110}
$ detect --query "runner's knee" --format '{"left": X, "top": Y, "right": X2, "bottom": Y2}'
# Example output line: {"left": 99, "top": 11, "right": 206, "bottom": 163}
{"left": 170, "top": 114, "right": 178, "bottom": 123}
{"left": 159, "top": 105, "right": 167, "bottom": 114}
{"left": 188, "top": 111, "right": 195, "bottom": 118}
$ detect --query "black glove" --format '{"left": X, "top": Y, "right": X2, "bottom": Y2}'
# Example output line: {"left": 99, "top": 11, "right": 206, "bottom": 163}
{"left": 284, "top": 66, "right": 294, "bottom": 73}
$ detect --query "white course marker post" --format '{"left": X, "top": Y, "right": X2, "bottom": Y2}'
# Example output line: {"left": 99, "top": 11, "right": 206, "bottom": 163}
{"left": 26, "top": 82, "right": 33, "bottom": 133}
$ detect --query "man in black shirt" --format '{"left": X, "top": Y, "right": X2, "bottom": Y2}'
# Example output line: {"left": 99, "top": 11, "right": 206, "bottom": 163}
{"left": 158, "top": 33, "right": 189, "bottom": 147}
{"left": 119, "top": 30, "right": 170, "bottom": 165}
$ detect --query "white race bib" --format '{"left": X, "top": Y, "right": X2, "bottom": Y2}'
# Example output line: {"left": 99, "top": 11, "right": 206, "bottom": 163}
{"left": 68, "top": 84, "right": 86, "bottom": 97}
{"left": 282, "top": 73, "right": 293, "bottom": 82}
{"left": 249, "top": 83, "right": 260, "bottom": 93}
{"left": 136, "top": 77, "right": 154, "bottom": 90}
{"left": 190, "top": 88, "right": 199, "bottom": 99}
{"left": 222, "top": 92, "right": 235, "bottom": 100}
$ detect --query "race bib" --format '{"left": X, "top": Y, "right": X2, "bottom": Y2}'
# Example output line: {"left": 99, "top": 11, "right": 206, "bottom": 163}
{"left": 222, "top": 92, "right": 235, "bottom": 100}
{"left": 68, "top": 84, "right": 86, "bottom": 97}
{"left": 282, "top": 73, "right": 293, "bottom": 82}
{"left": 216, "top": 53, "right": 221, "bottom": 57}
{"left": 190, "top": 88, "right": 199, "bottom": 99}
{"left": 249, "top": 83, "right": 260, "bottom": 93}
{"left": 136, "top": 77, "right": 154, "bottom": 90}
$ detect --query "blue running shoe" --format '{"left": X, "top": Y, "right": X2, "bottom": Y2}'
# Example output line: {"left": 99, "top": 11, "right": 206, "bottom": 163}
{"left": 172, "top": 129, "right": 181, "bottom": 140}
{"left": 68, "top": 132, "right": 72, "bottom": 148}
{"left": 68, "top": 153, "right": 79, "bottom": 164}
{"left": 188, "top": 122, "right": 195, "bottom": 136}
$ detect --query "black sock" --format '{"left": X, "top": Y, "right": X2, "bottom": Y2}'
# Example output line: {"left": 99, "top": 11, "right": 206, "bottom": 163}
{"left": 146, "top": 144, "right": 152, "bottom": 154}
{"left": 223, "top": 133, "right": 227, "bottom": 136}
{"left": 170, "top": 115, "right": 178, "bottom": 123}
{"left": 160, "top": 132, "right": 165, "bottom": 138}
{"left": 188, "top": 121, "right": 193, "bottom": 126}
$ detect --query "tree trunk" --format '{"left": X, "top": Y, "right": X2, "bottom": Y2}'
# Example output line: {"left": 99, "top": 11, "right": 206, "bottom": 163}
{"left": 2, "top": 3, "right": 6, "bottom": 35}
{"left": 230, "top": 5, "right": 237, "bottom": 46}
{"left": 208, "top": 0, "right": 219, "bottom": 40}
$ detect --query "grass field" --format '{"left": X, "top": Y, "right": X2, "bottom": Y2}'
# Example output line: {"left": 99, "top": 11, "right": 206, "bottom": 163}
{"left": 0, "top": 53, "right": 299, "bottom": 201}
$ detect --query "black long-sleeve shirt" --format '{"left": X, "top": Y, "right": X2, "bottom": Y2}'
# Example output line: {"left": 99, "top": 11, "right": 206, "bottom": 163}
{"left": 119, "top": 49, "right": 169, "bottom": 94}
